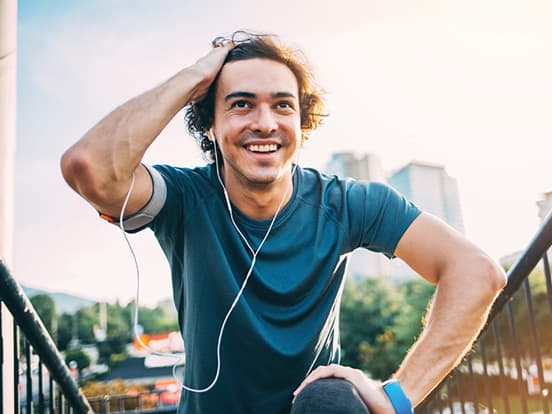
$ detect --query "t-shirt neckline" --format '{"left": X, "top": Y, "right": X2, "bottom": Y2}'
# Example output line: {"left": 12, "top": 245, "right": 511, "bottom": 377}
{"left": 208, "top": 163, "right": 302, "bottom": 231}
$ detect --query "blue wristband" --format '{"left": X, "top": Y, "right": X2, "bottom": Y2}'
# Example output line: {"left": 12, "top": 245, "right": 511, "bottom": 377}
{"left": 382, "top": 379, "right": 413, "bottom": 414}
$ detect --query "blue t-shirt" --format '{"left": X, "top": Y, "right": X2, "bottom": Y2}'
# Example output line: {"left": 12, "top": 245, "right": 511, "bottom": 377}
{"left": 147, "top": 163, "right": 420, "bottom": 414}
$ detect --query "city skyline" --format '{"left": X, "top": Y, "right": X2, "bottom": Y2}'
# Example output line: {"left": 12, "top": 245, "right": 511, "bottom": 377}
{"left": 324, "top": 151, "right": 466, "bottom": 280}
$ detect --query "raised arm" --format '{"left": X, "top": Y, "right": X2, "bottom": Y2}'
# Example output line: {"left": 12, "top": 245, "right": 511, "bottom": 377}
{"left": 60, "top": 44, "right": 232, "bottom": 218}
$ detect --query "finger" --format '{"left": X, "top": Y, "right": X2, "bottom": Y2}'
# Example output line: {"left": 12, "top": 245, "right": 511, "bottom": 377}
{"left": 293, "top": 364, "right": 348, "bottom": 398}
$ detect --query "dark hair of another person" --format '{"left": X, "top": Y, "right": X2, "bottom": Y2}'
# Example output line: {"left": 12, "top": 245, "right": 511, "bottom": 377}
{"left": 184, "top": 31, "right": 326, "bottom": 161}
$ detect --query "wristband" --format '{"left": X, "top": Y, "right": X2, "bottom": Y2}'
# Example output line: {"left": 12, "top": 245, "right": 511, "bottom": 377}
{"left": 382, "top": 379, "right": 413, "bottom": 414}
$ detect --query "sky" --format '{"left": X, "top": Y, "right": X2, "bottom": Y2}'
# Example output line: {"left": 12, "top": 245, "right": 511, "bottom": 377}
{"left": 13, "top": 0, "right": 552, "bottom": 306}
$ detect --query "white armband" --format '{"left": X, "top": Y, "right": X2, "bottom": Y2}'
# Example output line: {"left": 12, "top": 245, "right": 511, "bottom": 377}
{"left": 99, "top": 164, "right": 167, "bottom": 231}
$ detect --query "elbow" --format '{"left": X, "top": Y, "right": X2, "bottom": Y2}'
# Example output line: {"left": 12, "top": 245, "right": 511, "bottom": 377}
{"left": 61, "top": 148, "right": 85, "bottom": 190}
{"left": 60, "top": 147, "right": 108, "bottom": 202}
{"left": 478, "top": 254, "right": 507, "bottom": 301}
{"left": 61, "top": 148, "right": 91, "bottom": 190}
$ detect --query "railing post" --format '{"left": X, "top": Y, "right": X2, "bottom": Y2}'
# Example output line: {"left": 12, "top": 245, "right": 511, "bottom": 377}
{"left": 523, "top": 278, "right": 550, "bottom": 413}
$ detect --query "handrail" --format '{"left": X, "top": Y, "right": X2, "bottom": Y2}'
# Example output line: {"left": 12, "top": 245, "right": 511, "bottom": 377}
{"left": 417, "top": 209, "right": 552, "bottom": 411}
{"left": 489, "top": 209, "right": 552, "bottom": 319}
{"left": 0, "top": 260, "right": 94, "bottom": 413}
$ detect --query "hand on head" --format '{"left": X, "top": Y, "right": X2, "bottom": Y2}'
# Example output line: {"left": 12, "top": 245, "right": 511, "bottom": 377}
{"left": 188, "top": 42, "right": 234, "bottom": 104}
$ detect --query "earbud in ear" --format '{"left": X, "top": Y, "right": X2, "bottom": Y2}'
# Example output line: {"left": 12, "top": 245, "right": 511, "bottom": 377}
{"left": 208, "top": 129, "right": 219, "bottom": 150}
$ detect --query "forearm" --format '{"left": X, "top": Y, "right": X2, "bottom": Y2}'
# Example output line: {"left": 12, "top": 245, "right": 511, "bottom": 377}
{"left": 61, "top": 67, "right": 200, "bottom": 198}
{"left": 394, "top": 257, "right": 505, "bottom": 406}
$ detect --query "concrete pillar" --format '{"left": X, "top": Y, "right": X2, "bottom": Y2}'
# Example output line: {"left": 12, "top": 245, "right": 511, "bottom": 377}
{"left": 0, "top": 0, "right": 17, "bottom": 412}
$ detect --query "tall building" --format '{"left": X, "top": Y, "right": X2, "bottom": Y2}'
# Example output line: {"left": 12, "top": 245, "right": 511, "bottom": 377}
{"left": 388, "top": 161, "right": 464, "bottom": 234}
{"left": 324, "top": 152, "right": 385, "bottom": 182}
{"left": 537, "top": 191, "right": 552, "bottom": 222}
{"left": 323, "top": 152, "right": 391, "bottom": 279}
{"left": 323, "top": 154, "right": 466, "bottom": 281}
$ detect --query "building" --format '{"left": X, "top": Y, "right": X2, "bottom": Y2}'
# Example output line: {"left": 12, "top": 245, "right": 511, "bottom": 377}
{"left": 323, "top": 152, "right": 392, "bottom": 279}
{"left": 537, "top": 191, "right": 552, "bottom": 222}
{"left": 387, "top": 161, "right": 465, "bottom": 279}
{"left": 388, "top": 161, "right": 464, "bottom": 234}
{"left": 324, "top": 152, "right": 385, "bottom": 182}
{"left": 323, "top": 153, "right": 465, "bottom": 281}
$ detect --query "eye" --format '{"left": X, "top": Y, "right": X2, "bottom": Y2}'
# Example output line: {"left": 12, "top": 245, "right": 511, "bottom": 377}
{"left": 231, "top": 100, "right": 251, "bottom": 109}
{"left": 276, "top": 101, "right": 295, "bottom": 110}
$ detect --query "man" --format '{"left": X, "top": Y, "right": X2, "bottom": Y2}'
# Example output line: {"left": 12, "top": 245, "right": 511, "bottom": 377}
{"left": 61, "top": 32, "right": 506, "bottom": 414}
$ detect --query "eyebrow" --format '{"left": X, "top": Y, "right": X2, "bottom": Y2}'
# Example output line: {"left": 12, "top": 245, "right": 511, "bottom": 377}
{"left": 224, "top": 91, "right": 297, "bottom": 102}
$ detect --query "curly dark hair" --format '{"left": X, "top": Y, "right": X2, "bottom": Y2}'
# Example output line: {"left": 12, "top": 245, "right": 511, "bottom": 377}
{"left": 184, "top": 30, "right": 326, "bottom": 161}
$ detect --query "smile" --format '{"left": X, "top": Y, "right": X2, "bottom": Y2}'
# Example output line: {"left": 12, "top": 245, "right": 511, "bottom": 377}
{"left": 246, "top": 144, "right": 279, "bottom": 153}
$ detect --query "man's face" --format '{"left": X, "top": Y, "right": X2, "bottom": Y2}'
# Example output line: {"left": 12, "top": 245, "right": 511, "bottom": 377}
{"left": 211, "top": 58, "right": 301, "bottom": 191}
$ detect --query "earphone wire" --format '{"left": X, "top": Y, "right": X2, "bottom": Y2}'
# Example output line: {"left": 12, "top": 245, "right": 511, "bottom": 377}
{"left": 118, "top": 175, "right": 186, "bottom": 369}
{"left": 120, "top": 133, "right": 301, "bottom": 393}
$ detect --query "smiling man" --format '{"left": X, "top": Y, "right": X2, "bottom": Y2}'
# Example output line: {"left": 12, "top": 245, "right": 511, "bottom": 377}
{"left": 61, "top": 32, "right": 506, "bottom": 414}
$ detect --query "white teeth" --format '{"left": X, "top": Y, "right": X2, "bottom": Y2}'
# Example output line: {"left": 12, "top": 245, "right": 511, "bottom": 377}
{"left": 248, "top": 144, "right": 278, "bottom": 153}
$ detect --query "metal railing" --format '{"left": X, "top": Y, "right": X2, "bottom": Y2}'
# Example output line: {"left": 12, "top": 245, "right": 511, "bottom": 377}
{"left": 417, "top": 211, "right": 552, "bottom": 414}
{"left": 86, "top": 389, "right": 178, "bottom": 414}
{"left": 0, "top": 260, "right": 93, "bottom": 413}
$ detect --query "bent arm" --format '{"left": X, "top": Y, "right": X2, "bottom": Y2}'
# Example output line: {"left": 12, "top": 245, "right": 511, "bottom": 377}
{"left": 294, "top": 212, "right": 505, "bottom": 413}
{"left": 60, "top": 44, "right": 232, "bottom": 217}
{"left": 393, "top": 212, "right": 507, "bottom": 406}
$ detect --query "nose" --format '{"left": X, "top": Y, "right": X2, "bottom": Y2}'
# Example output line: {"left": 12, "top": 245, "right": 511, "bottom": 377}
{"left": 251, "top": 104, "right": 277, "bottom": 136}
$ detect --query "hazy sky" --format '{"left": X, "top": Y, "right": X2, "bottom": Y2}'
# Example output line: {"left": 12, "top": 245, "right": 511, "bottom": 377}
{"left": 14, "top": 0, "right": 552, "bottom": 306}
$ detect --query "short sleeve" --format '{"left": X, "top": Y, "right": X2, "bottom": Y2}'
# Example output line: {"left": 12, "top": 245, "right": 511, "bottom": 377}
{"left": 349, "top": 181, "right": 421, "bottom": 258}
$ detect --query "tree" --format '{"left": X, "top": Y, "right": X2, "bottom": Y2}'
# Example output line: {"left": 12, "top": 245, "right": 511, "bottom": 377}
{"left": 339, "top": 277, "right": 435, "bottom": 379}
{"left": 492, "top": 267, "right": 552, "bottom": 362}
{"left": 64, "top": 347, "right": 91, "bottom": 372}
{"left": 388, "top": 279, "right": 436, "bottom": 365}
{"left": 339, "top": 277, "right": 402, "bottom": 378}
{"left": 75, "top": 306, "right": 99, "bottom": 344}
{"left": 57, "top": 313, "right": 73, "bottom": 350}
{"left": 122, "top": 300, "right": 179, "bottom": 335}
{"left": 30, "top": 294, "right": 58, "bottom": 338}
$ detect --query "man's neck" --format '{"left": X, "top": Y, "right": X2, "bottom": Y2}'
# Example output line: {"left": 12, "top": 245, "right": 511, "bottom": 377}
{"left": 222, "top": 172, "right": 295, "bottom": 221}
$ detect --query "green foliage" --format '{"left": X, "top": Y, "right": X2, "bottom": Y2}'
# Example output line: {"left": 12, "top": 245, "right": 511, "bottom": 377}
{"left": 57, "top": 313, "right": 73, "bottom": 350}
{"left": 340, "top": 277, "right": 400, "bottom": 378}
{"left": 75, "top": 306, "right": 99, "bottom": 344}
{"left": 124, "top": 301, "right": 179, "bottom": 334}
{"left": 107, "top": 352, "right": 127, "bottom": 369}
{"left": 390, "top": 279, "right": 436, "bottom": 362}
{"left": 29, "top": 292, "right": 178, "bottom": 354}
{"left": 142, "top": 305, "right": 179, "bottom": 332}
{"left": 98, "top": 335, "right": 128, "bottom": 364}
{"left": 490, "top": 267, "right": 552, "bottom": 360}
{"left": 104, "top": 302, "right": 132, "bottom": 341}
{"left": 30, "top": 294, "right": 58, "bottom": 337}
{"left": 64, "top": 347, "right": 91, "bottom": 371}
{"left": 339, "top": 277, "right": 435, "bottom": 379}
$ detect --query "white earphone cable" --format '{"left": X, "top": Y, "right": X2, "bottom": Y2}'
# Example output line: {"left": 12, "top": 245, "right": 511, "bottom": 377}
{"left": 120, "top": 132, "right": 301, "bottom": 393}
